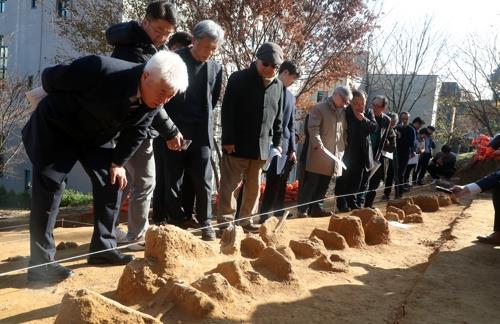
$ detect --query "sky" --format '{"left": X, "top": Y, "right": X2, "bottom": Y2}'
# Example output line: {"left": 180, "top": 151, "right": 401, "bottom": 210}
{"left": 378, "top": 0, "right": 500, "bottom": 47}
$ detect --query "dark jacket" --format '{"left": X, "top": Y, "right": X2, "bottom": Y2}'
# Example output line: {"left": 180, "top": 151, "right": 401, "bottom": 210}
{"left": 221, "top": 62, "right": 283, "bottom": 160}
{"left": 396, "top": 124, "right": 416, "bottom": 159}
{"left": 22, "top": 55, "right": 158, "bottom": 183}
{"left": 383, "top": 128, "right": 397, "bottom": 153}
{"left": 282, "top": 88, "right": 296, "bottom": 155}
{"left": 344, "top": 106, "right": 377, "bottom": 170}
{"left": 164, "top": 47, "right": 223, "bottom": 148}
{"left": 106, "top": 20, "right": 178, "bottom": 140}
{"left": 367, "top": 110, "right": 392, "bottom": 161}
{"left": 476, "top": 170, "right": 500, "bottom": 191}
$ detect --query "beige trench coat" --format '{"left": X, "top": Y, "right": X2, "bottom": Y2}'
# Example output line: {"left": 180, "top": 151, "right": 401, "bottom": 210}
{"left": 305, "top": 98, "right": 348, "bottom": 177}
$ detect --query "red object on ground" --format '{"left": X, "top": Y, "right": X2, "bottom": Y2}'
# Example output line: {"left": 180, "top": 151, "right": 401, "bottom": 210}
{"left": 471, "top": 134, "right": 500, "bottom": 161}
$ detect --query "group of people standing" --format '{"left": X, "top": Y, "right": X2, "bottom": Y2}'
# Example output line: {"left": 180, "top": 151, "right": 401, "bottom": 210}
{"left": 21, "top": 0, "right": 463, "bottom": 284}
{"left": 23, "top": 1, "right": 301, "bottom": 282}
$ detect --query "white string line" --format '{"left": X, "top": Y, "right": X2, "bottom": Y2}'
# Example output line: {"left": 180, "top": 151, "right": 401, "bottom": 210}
{"left": 0, "top": 180, "right": 432, "bottom": 277}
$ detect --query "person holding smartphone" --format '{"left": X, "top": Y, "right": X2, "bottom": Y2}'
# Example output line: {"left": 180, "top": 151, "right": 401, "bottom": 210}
{"left": 452, "top": 170, "right": 500, "bottom": 245}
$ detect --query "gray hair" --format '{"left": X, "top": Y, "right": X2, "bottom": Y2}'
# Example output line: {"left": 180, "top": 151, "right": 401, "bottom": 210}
{"left": 192, "top": 20, "right": 224, "bottom": 43}
{"left": 145, "top": 50, "right": 189, "bottom": 92}
{"left": 333, "top": 85, "right": 353, "bottom": 102}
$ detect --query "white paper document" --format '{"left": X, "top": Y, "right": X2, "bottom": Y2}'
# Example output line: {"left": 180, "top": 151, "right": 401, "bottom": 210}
{"left": 322, "top": 147, "right": 347, "bottom": 170}
{"left": 388, "top": 221, "right": 410, "bottom": 229}
{"left": 25, "top": 86, "right": 48, "bottom": 109}
{"left": 263, "top": 147, "right": 282, "bottom": 171}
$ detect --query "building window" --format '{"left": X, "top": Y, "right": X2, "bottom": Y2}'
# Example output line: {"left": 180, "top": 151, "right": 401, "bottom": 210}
{"left": 31, "top": 0, "right": 37, "bottom": 9}
{"left": 56, "top": 0, "right": 70, "bottom": 18}
{"left": 0, "top": 36, "right": 7, "bottom": 79}
{"left": 317, "top": 90, "right": 328, "bottom": 102}
{"left": 0, "top": 0, "right": 6, "bottom": 13}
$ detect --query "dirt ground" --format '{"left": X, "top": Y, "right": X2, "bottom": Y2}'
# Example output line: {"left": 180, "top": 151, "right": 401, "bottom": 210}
{"left": 0, "top": 187, "right": 499, "bottom": 323}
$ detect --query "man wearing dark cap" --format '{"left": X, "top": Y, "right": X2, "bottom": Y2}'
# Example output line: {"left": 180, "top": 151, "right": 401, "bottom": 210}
{"left": 219, "top": 42, "right": 284, "bottom": 232}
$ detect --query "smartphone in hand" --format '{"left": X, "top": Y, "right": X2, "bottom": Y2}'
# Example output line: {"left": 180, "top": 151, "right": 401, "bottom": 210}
{"left": 181, "top": 139, "right": 192, "bottom": 150}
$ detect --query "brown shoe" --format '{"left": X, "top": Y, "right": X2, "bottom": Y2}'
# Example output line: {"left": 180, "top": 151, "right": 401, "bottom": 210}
{"left": 476, "top": 232, "right": 500, "bottom": 245}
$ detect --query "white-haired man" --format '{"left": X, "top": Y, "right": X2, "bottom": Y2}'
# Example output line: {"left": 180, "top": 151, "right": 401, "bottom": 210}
{"left": 22, "top": 51, "right": 188, "bottom": 282}
{"left": 155, "top": 20, "right": 223, "bottom": 240}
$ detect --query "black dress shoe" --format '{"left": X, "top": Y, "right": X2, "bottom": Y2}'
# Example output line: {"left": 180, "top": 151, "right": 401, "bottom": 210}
{"left": 337, "top": 206, "right": 351, "bottom": 213}
{"left": 241, "top": 224, "right": 260, "bottom": 233}
{"left": 201, "top": 226, "right": 216, "bottom": 241}
{"left": 310, "top": 209, "right": 334, "bottom": 218}
{"left": 87, "top": 251, "right": 135, "bottom": 265}
{"left": 28, "top": 263, "right": 73, "bottom": 282}
{"left": 476, "top": 232, "right": 500, "bottom": 245}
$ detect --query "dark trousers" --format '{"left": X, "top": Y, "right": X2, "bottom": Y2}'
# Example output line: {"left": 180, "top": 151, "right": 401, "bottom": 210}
{"left": 364, "top": 157, "right": 385, "bottom": 208}
{"left": 396, "top": 153, "right": 410, "bottom": 198}
{"left": 336, "top": 156, "right": 364, "bottom": 210}
{"left": 298, "top": 171, "right": 331, "bottom": 213}
{"left": 415, "top": 152, "right": 432, "bottom": 181}
{"left": 260, "top": 157, "right": 291, "bottom": 220}
{"left": 383, "top": 157, "right": 395, "bottom": 197}
{"left": 154, "top": 141, "right": 212, "bottom": 225}
{"left": 404, "top": 163, "right": 417, "bottom": 185}
{"left": 493, "top": 186, "right": 500, "bottom": 231}
{"left": 181, "top": 172, "right": 196, "bottom": 218}
{"left": 30, "top": 148, "right": 121, "bottom": 265}
{"left": 427, "top": 162, "right": 455, "bottom": 180}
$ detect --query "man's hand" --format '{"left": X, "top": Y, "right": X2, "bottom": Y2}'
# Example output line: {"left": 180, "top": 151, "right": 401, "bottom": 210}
{"left": 110, "top": 163, "right": 127, "bottom": 190}
{"left": 223, "top": 144, "right": 236, "bottom": 154}
{"left": 353, "top": 111, "right": 365, "bottom": 121}
{"left": 166, "top": 132, "right": 184, "bottom": 151}
{"left": 288, "top": 151, "right": 297, "bottom": 162}
{"left": 451, "top": 185, "right": 470, "bottom": 199}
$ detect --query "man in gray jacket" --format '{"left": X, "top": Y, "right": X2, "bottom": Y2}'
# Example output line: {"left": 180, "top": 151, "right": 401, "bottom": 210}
{"left": 297, "top": 86, "right": 351, "bottom": 217}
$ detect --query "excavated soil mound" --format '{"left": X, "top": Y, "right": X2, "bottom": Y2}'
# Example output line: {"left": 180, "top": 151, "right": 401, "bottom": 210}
{"left": 413, "top": 196, "right": 440, "bottom": 212}
{"left": 220, "top": 225, "right": 245, "bottom": 255}
{"left": 164, "top": 282, "right": 217, "bottom": 318}
{"left": 55, "top": 289, "right": 159, "bottom": 324}
{"left": 145, "top": 225, "right": 215, "bottom": 275}
{"left": 385, "top": 212, "right": 400, "bottom": 222}
{"left": 328, "top": 216, "right": 365, "bottom": 248}
{"left": 289, "top": 239, "right": 327, "bottom": 259}
{"left": 351, "top": 208, "right": 379, "bottom": 226}
{"left": 310, "top": 228, "right": 349, "bottom": 250}
{"left": 386, "top": 206, "right": 405, "bottom": 221}
{"left": 276, "top": 245, "right": 295, "bottom": 261}
{"left": 240, "top": 234, "right": 266, "bottom": 259}
{"left": 192, "top": 273, "right": 234, "bottom": 302}
{"left": 252, "top": 247, "right": 297, "bottom": 282}
{"left": 387, "top": 198, "right": 414, "bottom": 210}
{"left": 209, "top": 260, "right": 254, "bottom": 291}
{"left": 259, "top": 216, "right": 289, "bottom": 247}
{"left": 403, "top": 204, "right": 423, "bottom": 216}
{"left": 364, "top": 215, "right": 390, "bottom": 245}
{"left": 437, "top": 194, "right": 452, "bottom": 207}
{"left": 404, "top": 213, "right": 424, "bottom": 224}
{"left": 310, "top": 253, "right": 349, "bottom": 273}
{"left": 117, "top": 258, "right": 166, "bottom": 305}
{"left": 56, "top": 241, "right": 78, "bottom": 250}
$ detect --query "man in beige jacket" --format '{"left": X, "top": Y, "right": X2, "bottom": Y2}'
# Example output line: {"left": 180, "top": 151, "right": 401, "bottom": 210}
{"left": 297, "top": 86, "right": 351, "bottom": 217}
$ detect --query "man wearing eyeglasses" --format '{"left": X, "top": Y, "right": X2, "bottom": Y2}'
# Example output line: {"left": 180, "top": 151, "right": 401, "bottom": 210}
{"left": 297, "top": 86, "right": 351, "bottom": 218}
{"left": 219, "top": 42, "right": 284, "bottom": 233}
{"left": 105, "top": 1, "right": 181, "bottom": 249}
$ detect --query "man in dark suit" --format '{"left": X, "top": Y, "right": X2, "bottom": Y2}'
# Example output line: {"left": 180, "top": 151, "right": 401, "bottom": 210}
{"left": 452, "top": 170, "right": 500, "bottom": 245}
{"left": 395, "top": 112, "right": 416, "bottom": 198}
{"left": 359, "top": 95, "right": 392, "bottom": 208}
{"left": 259, "top": 61, "right": 300, "bottom": 223}
{"left": 156, "top": 20, "right": 224, "bottom": 241}
{"left": 22, "top": 51, "right": 188, "bottom": 282}
{"left": 106, "top": 0, "right": 181, "bottom": 248}
{"left": 219, "top": 42, "right": 283, "bottom": 232}
{"left": 336, "top": 90, "right": 377, "bottom": 212}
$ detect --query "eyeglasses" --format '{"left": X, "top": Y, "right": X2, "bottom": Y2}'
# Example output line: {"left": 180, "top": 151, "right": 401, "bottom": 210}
{"left": 372, "top": 104, "right": 385, "bottom": 109}
{"left": 261, "top": 61, "right": 279, "bottom": 69}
